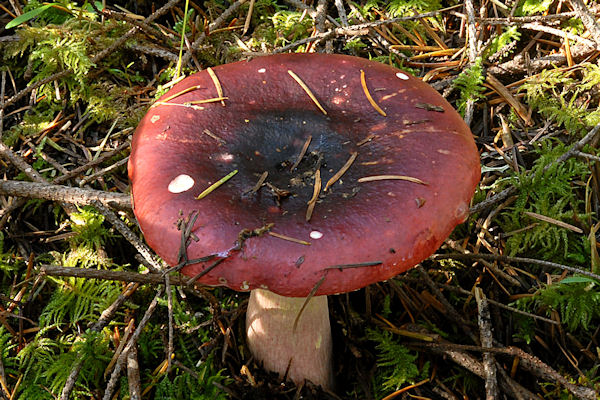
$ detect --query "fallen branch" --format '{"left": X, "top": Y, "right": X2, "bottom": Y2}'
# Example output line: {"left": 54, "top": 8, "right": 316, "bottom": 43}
{"left": 0, "top": 180, "right": 131, "bottom": 209}
{"left": 39, "top": 265, "right": 187, "bottom": 286}
{"left": 431, "top": 253, "right": 600, "bottom": 281}
{"left": 411, "top": 342, "right": 598, "bottom": 400}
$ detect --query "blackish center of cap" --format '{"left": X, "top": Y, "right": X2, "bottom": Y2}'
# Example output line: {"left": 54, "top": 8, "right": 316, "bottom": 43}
{"left": 223, "top": 110, "right": 360, "bottom": 216}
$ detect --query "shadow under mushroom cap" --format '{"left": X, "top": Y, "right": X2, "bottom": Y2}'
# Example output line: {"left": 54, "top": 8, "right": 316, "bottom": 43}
{"left": 128, "top": 53, "right": 480, "bottom": 297}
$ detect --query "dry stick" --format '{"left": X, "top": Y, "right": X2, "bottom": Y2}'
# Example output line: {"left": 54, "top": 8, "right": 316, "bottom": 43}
{"left": 126, "top": 347, "right": 142, "bottom": 400}
{"left": 0, "top": 355, "right": 7, "bottom": 400}
{"left": 569, "top": 0, "right": 600, "bottom": 48}
{"left": 470, "top": 121, "right": 600, "bottom": 214}
{"left": 91, "top": 201, "right": 162, "bottom": 273}
{"left": 102, "top": 288, "right": 164, "bottom": 400}
{"left": 413, "top": 342, "right": 598, "bottom": 400}
{"left": 53, "top": 140, "right": 131, "bottom": 184}
{"left": 488, "top": 42, "right": 597, "bottom": 77}
{"left": 165, "top": 273, "right": 174, "bottom": 371}
{"left": 273, "top": 6, "right": 462, "bottom": 54}
{"left": 78, "top": 156, "right": 129, "bottom": 186}
{"left": 412, "top": 339, "right": 537, "bottom": 399}
{"left": 314, "top": 0, "right": 328, "bottom": 35}
{"left": 0, "top": 180, "right": 131, "bottom": 209}
{"left": 0, "top": 142, "right": 77, "bottom": 215}
{"left": 475, "top": 11, "right": 583, "bottom": 24}
{"left": 474, "top": 288, "right": 498, "bottom": 400}
{"left": 431, "top": 253, "right": 600, "bottom": 281}
{"left": 40, "top": 265, "right": 190, "bottom": 286}
{"left": 95, "top": 6, "right": 172, "bottom": 45}
{"left": 520, "top": 22, "right": 597, "bottom": 49}
{"left": 464, "top": 0, "right": 478, "bottom": 127}
{"left": 334, "top": 0, "right": 348, "bottom": 27}
{"left": 0, "top": 70, "right": 5, "bottom": 138}
{"left": 3, "top": 0, "right": 181, "bottom": 110}
{"left": 182, "top": 0, "right": 245, "bottom": 66}
{"left": 60, "top": 283, "right": 139, "bottom": 400}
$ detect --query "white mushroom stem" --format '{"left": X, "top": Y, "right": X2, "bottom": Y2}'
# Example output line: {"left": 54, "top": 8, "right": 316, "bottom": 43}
{"left": 246, "top": 289, "right": 333, "bottom": 389}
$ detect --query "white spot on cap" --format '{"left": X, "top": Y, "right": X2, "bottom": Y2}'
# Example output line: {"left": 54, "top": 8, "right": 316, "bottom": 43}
{"left": 218, "top": 277, "right": 228, "bottom": 284}
{"left": 168, "top": 174, "right": 195, "bottom": 193}
{"left": 396, "top": 72, "right": 409, "bottom": 80}
{"left": 258, "top": 68, "right": 266, "bottom": 73}
{"left": 310, "top": 231, "right": 323, "bottom": 239}
{"left": 437, "top": 149, "right": 451, "bottom": 154}
{"left": 332, "top": 96, "right": 344, "bottom": 105}
{"left": 218, "top": 153, "right": 234, "bottom": 162}
{"left": 151, "top": 115, "right": 160, "bottom": 123}
{"left": 241, "top": 281, "right": 250, "bottom": 290}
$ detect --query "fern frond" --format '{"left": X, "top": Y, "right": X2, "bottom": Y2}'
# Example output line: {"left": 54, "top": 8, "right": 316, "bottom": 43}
{"left": 452, "top": 58, "right": 485, "bottom": 115}
{"left": 367, "top": 328, "right": 425, "bottom": 392}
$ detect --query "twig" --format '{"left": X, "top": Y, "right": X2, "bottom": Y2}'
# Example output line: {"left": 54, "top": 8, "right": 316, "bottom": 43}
{"left": 475, "top": 12, "right": 583, "bottom": 25}
{"left": 569, "top": 0, "right": 600, "bottom": 49}
{"left": 0, "top": 179, "right": 131, "bottom": 209}
{"left": 274, "top": 5, "right": 463, "bottom": 54}
{"left": 334, "top": 0, "right": 348, "bottom": 27}
{"left": 60, "top": 283, "right": 139, "bottom": 400}
{"left": 412, "top": 342, "right": 598, "bottom": 400}
{"left": 52, "top": 140, "right": 131, "bottom": 184}
{"left": 520, "top": 22, "right": 597, "bottom": 49}
{"left": 487, "top": 43, "right": 597, "bottom": 76}
{"left": 126, "top": 346, "right": 141, "bottom": 400}
{"left": 464, "top": 0, "right": 479, "bottom": 126}
{"left": 183, "top": 0, "right": 245, "bottom": 66}
{"left": 430, "top": 253, "right": 600, "bottom": 281}
{"left": 40, "top": 265, "right": 188, "bottom": 285}
{"left": 314, "top": 0, "right": 328, "bottom": 35}
{"left": 78, "top": 156, "right": 129, "bottom": 186}
{"left": 102, "top": 288, "right": 164, "bottom": 400}
{"left": 412, "top": 339, "right": 537, "bottom": 399}
{"left": 0, "top": 71, "right": 5, "bottom": 139}
{"left": 91, "top": 201, "right": 162, "bottom": 273}
{"left": 474, "top": 288, "right": 498, "bottom": 400}
{"left": 165, "top": 274, "right": 174, "bottom": 371}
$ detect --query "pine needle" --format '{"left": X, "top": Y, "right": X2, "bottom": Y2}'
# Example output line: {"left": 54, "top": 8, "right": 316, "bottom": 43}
{"left": 268, "top": 231, "right": 311, "bottom": 246}
{"left": 196, "top": 170, "right": 238, "bottom": 199}
{"left": 287, "top": 70, "right": 328, "bottom": 115}
{"left": 324, "top": 152, "right": 358, "bottom": 191}
{"left": 358, "top": 175, "right": 428, "bottom": 185}
{"left": 206, "top": 67, "right": 226, "bottom": 106}
{"left": 360, "top": 69, "right": 387, "bottom": 117}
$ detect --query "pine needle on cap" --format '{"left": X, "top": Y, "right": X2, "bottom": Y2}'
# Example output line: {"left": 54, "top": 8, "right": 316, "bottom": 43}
{"left": 324, "top": 152, "right": 358, "bottom": 191}
{"left": 288, "top": 70, "right": 328, "bottom": 115}
{"left": 358, "top": 175, "right": 427, "bottom": 185}
{"left": 360, "top": 69, "right": 387, "bottom": 117}
{"left": 206, "top": 67, "right": 226, "bottom": 106}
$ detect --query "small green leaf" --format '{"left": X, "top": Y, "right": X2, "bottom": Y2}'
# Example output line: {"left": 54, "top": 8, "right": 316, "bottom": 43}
{"left": 560, "top": 276, "right": 598, "bottom": 285}
{"left": 5, "top": 4, "right": 58, "bottom": 29}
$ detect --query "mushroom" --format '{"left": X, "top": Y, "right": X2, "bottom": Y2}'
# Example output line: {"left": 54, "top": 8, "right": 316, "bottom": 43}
{"left": 128, "top": 54, "right": 480, "bottom": 389}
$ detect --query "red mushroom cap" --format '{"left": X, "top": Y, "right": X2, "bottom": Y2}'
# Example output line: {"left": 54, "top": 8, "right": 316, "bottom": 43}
{"left": 128, "top": 54, "right": 480, "bottom": 297}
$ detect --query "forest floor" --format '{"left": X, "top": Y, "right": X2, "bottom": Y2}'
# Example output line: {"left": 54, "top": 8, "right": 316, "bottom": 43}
{"left": 1, "top": 0, "right": 600, "bottom": 399}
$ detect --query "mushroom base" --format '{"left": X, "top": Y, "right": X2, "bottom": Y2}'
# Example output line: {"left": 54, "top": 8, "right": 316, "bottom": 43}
{"left": 246, "top": 289, "right": 333, "bottom": 389}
